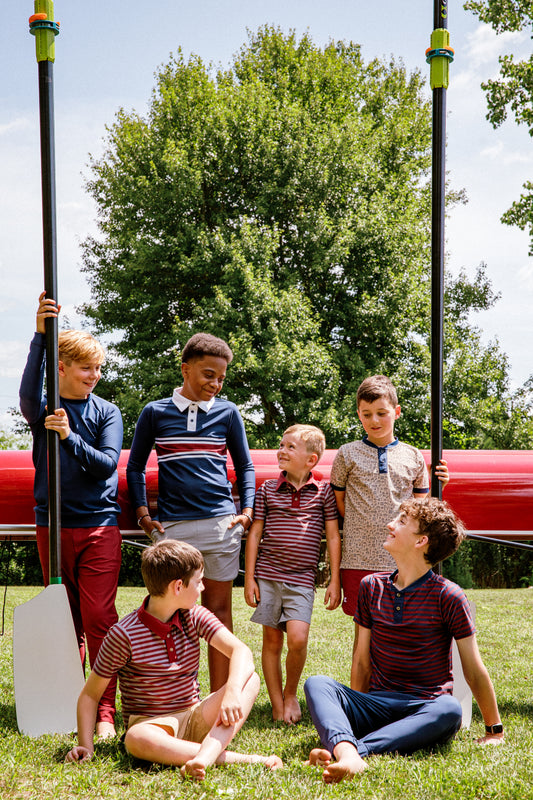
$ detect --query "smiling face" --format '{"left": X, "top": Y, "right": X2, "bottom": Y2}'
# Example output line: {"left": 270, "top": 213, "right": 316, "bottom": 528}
{"left": 357, "top": 397, "right": 401, "bottom": 447}
{"left": 180, "top": 355, "right": 228, "bottom": 403}
{"left": 277, "top": 432, "right": 317, "bottom": 481}
{"left": 383, "top": 510, "right": 424, "bottom": 558}
{"left": 58, "top": 359, "right": 102, "bottom": 400}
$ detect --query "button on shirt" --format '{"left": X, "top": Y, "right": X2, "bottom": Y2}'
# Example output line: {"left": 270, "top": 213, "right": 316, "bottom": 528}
{"left": 172, "top": 388, "right": 215, "bottom": 432}
{"left": 93, "top": 597, "right": 224, "bottom": 725}
{"left": 253, "top": 472, "right": 338, "bottom": 588}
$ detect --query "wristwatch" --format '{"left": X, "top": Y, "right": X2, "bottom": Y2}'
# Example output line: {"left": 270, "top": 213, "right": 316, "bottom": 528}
{"left": 485, "top": 723, "right": 504, "bottom": 735}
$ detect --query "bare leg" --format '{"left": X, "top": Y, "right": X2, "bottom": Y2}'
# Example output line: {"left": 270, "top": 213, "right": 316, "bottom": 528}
{"left": 261, "top": 626, "right": 285, "bottom": 720}
{"left": 201, "top": 578, "right": 233, "bottom": 691}
{"left": 124, "top": 672, "right": 282, "bottom": 781}
{"left": 282, "top": 620, "right": 309, "bottom": 724}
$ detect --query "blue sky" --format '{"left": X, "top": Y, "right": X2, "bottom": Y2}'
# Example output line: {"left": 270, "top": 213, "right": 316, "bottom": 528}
{"left": 1, "top": 1, "right": 531, "bottom": 420}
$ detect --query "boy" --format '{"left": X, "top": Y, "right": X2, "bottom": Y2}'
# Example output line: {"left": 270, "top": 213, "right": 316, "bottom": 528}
{"left": 244, "top": 425, "right": 341, "bottom": 724}
{"left": 65, "top": 540, "right": 283, "bottom": 780}
{"left": 330, "top": 375, "right": 449, "bottom": 616}
{"left": 20, "top": 292, "right": 123, "bottom": 737}
{"left": 305, "top": 497, "right": 504, "bottom": 784}
{"left": 127, "top": 332, "right": 255, "bottom": 692}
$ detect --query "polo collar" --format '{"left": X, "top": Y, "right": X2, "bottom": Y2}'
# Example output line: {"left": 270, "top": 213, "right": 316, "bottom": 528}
{"left": 362, "top": 435, "right": 399, "bottom": 450}
{"left": 137, "top": 595, "right": 184, "bottom": 637}
{"left": 172, "top": 387, "right": 215, "bottom": 413}
{"left": 387, "top": 569, "right": 434, "bottom": 594}
{"left": 275, "top": 470, "right": 320, "bottom": 491}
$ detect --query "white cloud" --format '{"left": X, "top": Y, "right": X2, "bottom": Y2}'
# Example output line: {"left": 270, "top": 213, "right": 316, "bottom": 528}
{"left": 518, "top": 263, "right": 533, "bottom": 292}
{"left": 466, "top": 23, "right": 526, "bottom": 69}
{"left": 481, "top": 140, "right": 533, "bottom": 165}
{"left": 0, "top": 118, "right": 31, "bottom": 136}
{"left": 0, "top": 341, "right": 27, "bottom": 379}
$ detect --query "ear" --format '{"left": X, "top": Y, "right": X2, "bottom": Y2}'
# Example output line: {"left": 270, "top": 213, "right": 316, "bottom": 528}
{"left": 58, "top": 360, "right": 66, "bottom": 376}
{"left": 415, "top": 534, "right": 428, "bottom": 550}
{"left": 180, "top": 361, "right": 189, "bottom": 383}
{"left": 395, "top": 405, "right": 401, "bottom": 420}
{"left": 308, "top": 452, "right": 319, "bottom": 469}
{"left": 171, "top": 578, "right": 183, "bottom": 596}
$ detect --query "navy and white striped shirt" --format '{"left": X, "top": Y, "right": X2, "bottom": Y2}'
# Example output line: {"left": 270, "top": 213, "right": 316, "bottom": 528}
{"left": 127, "top": 395, "right": 255, "bottom": 520}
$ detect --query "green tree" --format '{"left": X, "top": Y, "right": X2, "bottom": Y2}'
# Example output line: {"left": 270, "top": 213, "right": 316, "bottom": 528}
{"left": 81, "top": 26, "right": 528, "bottom": 449}
{"left": 465, "top": 0, "right": 533, "bottom": 252}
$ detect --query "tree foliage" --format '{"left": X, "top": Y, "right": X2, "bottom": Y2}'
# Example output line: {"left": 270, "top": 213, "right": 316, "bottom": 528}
{"left": 81, "top": 26, "right": 531, "bottom": 449}
{"left": 465, "top": 0, "right": 533, "bottom": 252}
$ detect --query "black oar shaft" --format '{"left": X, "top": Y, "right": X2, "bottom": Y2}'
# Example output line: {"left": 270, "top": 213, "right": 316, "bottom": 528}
{"left": 429, "top": 0, "right": 452, "bottom": 499}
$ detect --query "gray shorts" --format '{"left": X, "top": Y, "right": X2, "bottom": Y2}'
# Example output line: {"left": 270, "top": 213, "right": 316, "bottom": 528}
{"left": 161, "top": 514, "right": 244, "bottom": 582}
{"left": 250, "top": 578, "right": 315, "bottom": 631}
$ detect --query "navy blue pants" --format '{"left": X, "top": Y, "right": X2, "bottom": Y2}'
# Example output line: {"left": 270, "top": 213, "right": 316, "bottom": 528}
{"left": 304, "top": 675, "right": 462, "bottom": 758}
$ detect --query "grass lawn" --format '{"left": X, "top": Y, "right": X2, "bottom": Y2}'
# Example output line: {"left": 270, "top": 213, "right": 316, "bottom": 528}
{"left": 0, "top": 585, "right": 532, "bottom": 799}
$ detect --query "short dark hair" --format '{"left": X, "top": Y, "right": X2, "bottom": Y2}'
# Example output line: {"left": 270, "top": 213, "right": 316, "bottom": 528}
{"left": 357, "top": 375, "right": 398, "bottom": 408}
{"left": 399, "top": 497, "right": 466, "bottom": 566}
{"left": 181, "top": 333, "right": 233, "bottom": 364}
{"left": 141, "top": 540, "right": 204, "bottom": 597}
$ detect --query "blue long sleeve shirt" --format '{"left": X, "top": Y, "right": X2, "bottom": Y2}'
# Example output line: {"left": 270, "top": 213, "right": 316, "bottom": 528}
{"left": 127, "top": 395, "right": 255, "bottom": 521}
{"left": 19, "top": 333, "right": 123, "bottom": 527}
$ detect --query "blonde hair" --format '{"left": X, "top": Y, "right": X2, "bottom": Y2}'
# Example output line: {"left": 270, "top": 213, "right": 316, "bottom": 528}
{"left": 283, "top": 424, "right": 326, "bottom": 461}
{"left": 58, "top": 330, "right": 106, "bottom": 366}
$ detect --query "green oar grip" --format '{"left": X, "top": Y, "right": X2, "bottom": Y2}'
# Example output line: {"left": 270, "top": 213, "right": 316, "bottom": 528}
{"left": 426, "top": 29, "right": 453, "bottom": 90}
{"left": 29, "top": 0, "right": 59, "bottom": 63}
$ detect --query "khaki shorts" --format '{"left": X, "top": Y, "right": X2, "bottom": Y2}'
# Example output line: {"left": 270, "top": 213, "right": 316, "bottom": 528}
{"left": 127, "top": 697, "right": 211, "bottom": 744}
{"left": 250, "top": 578, "right": 315, "bottom": 631}
{"left": 161, "top": 515, "right": 243, "bottom": 581}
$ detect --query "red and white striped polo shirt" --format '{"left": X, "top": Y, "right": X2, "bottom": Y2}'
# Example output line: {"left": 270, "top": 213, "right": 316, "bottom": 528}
{"left": 94, "top": 597, "right": 223, "bottom": 724}
{"left": 253, "top": 472, "right": 338, "bottom": 588}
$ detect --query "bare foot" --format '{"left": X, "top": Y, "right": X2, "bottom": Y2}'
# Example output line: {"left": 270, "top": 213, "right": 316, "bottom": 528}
{"left": 323, "top": 754, "right": 368, "bottom": 783}
{"left": 181, "top": 758, "right": 207, "bottom": 781}
{"left": 283, "top": 695, "right": 301, "bottom": 724}
{"left": 271, "top": 703, "right": 284, "bottom": 722}
{"left": 306, "top": 748, "right": 332, "bottom": 767}
{"left": 95, "top": 721, "right": 116, "bottom": 739}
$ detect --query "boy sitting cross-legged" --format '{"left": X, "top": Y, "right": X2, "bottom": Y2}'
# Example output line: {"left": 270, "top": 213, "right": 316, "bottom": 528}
{"left": 305, "top": 497, "right": 503, "bottom": 784}
{"left": 244, "top": 424, "right": 341, "bottom": 724}
{"left": 66, "top": 540, "right": 282, "bottom": 780}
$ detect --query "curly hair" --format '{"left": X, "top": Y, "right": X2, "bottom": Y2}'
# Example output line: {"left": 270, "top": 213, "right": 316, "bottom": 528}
{"left": 399, "top": 497, "right": 466, "bottom": 566}
{"left": 181, "top": 333, "right": 233, "bottom": 364}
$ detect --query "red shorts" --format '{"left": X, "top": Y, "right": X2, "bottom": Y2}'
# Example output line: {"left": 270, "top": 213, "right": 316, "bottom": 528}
{"left": 340, "top": 568, "right": 375, "bottom": 617}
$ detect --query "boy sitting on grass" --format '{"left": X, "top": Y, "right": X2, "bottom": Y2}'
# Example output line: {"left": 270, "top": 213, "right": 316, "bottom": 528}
{"left": 244, "top": 424, "right": 341, "bottom": 724}
{"left": 66, "top": 540, "right": 282, "bottom": 780}
{"left": 305, "top": 497, "right": 503, "bottom": 784}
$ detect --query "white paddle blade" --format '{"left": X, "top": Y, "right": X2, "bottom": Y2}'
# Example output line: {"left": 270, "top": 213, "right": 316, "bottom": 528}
{"left": 452, "top": 599, "right": 476, "bottom": 729}
{"left": 13, "top": 584, "right": 85, "bottom": 736}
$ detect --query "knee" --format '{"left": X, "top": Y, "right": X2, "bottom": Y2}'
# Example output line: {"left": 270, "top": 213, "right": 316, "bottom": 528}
{"left": 434, "top": 695, "right": 463, "bottom": 738}
{"left": 246, "top": 671, "right": 261, "bottom": 700}
{"left": 304, "top": 675, "right": 334, "bottom": 703}
{"left": 287, "top": 631, "right": 309, "bottom": 654}
{"left": 123, "top": 725, "right": 149, "bottom": 759}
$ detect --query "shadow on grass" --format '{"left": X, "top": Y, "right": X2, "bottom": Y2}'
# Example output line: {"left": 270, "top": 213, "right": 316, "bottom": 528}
{"left": 0, "top": 701, "right": 19, "bottom": 734}
{"left": 471, "top": 697, "right": 533, "bottom": 720}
